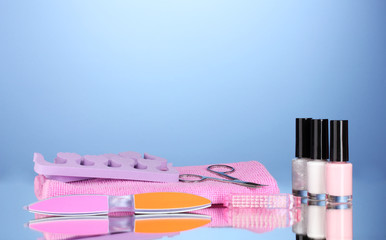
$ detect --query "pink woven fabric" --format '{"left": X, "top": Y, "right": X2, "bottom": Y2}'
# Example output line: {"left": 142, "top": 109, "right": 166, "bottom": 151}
{"left": 34, "top": 161, "right": 279, "bottom": 205}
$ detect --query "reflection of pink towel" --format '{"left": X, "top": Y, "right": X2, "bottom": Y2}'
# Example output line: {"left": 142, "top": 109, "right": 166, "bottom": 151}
{"left": 34, "top": 161, "right": 279, "bottom": 205}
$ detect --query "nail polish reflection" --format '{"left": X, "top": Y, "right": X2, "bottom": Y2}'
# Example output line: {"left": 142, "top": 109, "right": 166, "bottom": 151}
{"left": 326, "top": 203, "right": 353, "bottom": 240}
{"left": 292, "top": 201, "right": 308, "bottom": 239}
{"left": 292, "top": 201, "right": 353, "bottom": 240}
{"left": 307, "top": 200, "right": 326, "bottom": 239}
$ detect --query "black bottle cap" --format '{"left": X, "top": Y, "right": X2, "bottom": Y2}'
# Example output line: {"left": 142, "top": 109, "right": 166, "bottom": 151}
{"left": 310, "top": 119, "right": 329, "bottom": 160}
{"left": 330, "top": 120, "right": 349, "bottom": 162}
{"left": 295, "top": 118, "right": 312, "bottom": 158}
{"left": 296, "top": 234, "right": 309, "bottom": 240}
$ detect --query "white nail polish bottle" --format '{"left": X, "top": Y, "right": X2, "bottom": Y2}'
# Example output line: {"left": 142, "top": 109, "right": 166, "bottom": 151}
{"left": 307, "top": 119, "right": 328, "bottom": 201}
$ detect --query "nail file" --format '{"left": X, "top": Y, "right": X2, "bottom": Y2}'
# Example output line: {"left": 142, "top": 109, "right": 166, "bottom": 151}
{"left": 27, "top": 214, "right": 212, "bottom": 235}
{"left": 33, "top": 151, "right": 179, "bottom": 183}
{"left": 26, "top": 192, "right": 212, "bottom": 216}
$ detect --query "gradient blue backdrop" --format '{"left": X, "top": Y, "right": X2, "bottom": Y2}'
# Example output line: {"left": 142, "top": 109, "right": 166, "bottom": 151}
{"left": 0, "top": 1, "right": 385, "bottom": 238}
{"left": 1, "top": 0, "right": 385, "bottom": 181}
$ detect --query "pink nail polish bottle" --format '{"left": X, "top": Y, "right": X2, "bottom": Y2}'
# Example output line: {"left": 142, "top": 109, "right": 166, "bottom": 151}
{"left": 325, "top": 120, "right": 352, "bottom": 203}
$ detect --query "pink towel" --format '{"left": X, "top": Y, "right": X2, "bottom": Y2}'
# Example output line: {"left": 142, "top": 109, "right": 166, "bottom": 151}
{"left": 34, "top": 161, "right": 279, "bottom": 205}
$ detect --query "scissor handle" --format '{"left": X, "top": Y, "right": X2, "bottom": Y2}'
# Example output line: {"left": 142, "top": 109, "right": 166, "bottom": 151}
{"left": 179, "top": 174, "right": 206, "bottom": 183}
{"left": 207, "top": 164, "right": 235, "bottom": 174}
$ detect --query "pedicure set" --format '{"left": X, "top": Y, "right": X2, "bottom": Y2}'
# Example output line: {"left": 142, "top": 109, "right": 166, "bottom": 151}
{"left": 23, "top": 118, "right": 352, "bottom": 239}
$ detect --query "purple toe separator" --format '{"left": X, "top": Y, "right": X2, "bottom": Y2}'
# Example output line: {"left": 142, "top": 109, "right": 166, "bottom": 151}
{"left": 33, "top": 151, "right": 179, "bottom": 183}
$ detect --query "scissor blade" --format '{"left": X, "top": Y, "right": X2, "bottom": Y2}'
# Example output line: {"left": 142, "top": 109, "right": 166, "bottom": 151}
{"left": 240, "top": 182, "right": 268, "bottom": 188}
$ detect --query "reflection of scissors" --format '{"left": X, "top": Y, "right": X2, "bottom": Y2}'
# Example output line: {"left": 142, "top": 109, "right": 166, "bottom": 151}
{"left": 179, "top": 164, "right": 267, "bottom": 188}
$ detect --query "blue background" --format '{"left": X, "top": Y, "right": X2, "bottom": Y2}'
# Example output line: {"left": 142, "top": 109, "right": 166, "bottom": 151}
{"left": 0, "top": 0, "right": 385, "bottom": 239}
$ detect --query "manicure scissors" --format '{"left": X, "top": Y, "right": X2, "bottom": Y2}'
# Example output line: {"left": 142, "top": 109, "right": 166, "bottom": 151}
{"left": 179, "top": 164, "right": 267, "bottom": 188}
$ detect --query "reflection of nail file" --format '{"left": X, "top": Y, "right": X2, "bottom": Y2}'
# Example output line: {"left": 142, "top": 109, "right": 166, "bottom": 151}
{"left": 33, "top": 151, "right": 179, "bottom": 182}
{"left": 27, "top": 214, "right": 211, "bottom": 236}
{"left": 26, "top": 192, "right": 212, "bottom": 216}
{"left": 193, "top": 207, "right": 295, "bottom": 233}
{"left": 230, "top": 208, "right": 295, "bottom": 233}
{"left": 79, "top": 232, "right": 180, "bottom": 240}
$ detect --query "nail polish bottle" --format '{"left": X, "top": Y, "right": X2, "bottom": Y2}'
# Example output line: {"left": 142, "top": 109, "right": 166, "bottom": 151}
{"left": 325, "top": 120, "right": 352, "bottom": 203}
{"left": 292, "top": 118, "right": 312, "bottom": 198}
{"left": 326, "top": 203, "right": 353, "bottom": 240}
{"left": 307, "top": 200, "right": 326, "bottom": 239}
{"left": 307, "top": 119, "right": 328, "bottom": 201}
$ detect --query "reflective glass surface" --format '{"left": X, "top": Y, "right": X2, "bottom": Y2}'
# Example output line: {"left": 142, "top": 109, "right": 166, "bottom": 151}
{"left": 1, "top": 178, "right": 384, "bottom": 239}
